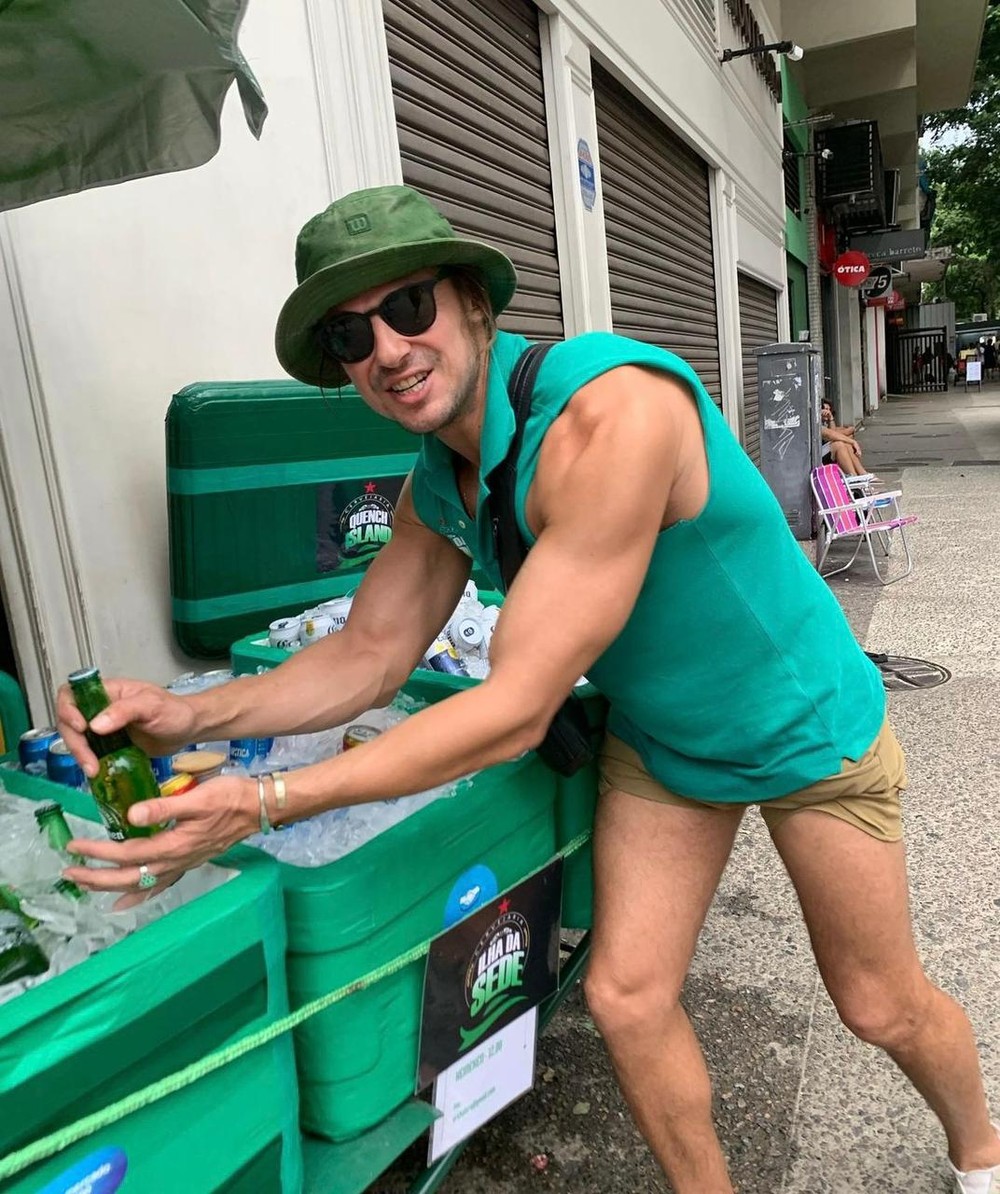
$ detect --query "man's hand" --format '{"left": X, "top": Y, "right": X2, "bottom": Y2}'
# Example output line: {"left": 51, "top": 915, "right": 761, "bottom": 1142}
{"left": 56, "top": 677, "right": 199, "bottom": 778}
{"left": 62, "top": 773, "right": 260, "bottom": 910}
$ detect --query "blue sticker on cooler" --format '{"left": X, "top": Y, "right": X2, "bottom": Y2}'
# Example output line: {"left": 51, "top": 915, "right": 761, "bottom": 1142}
{"left": 38, "top": 1147, "right": 128, "bottom": 1194}
{"left": 443, "top": 865, "right": 498, "bottom": 928}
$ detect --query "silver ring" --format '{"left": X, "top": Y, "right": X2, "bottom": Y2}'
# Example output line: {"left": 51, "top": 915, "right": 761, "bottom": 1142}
{"left": 137, "top": 864, "right": 157, "bottom": 891}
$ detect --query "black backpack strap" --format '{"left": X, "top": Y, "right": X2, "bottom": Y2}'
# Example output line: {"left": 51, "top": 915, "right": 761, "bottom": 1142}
{"left": 486, "top": 342, "right": 553, "bottom": 592}
{"left": 483, "top": 342, "right": 598, "bottom": 777}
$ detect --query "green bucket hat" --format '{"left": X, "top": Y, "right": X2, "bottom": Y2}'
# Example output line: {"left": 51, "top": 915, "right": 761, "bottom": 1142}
{"left": 275, "top": 185, "right": 518, "bottom": 387}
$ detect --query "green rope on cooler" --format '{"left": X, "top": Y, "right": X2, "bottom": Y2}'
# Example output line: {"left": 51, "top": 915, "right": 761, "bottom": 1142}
{"left": 0, "top": 830, "right": 591, "bottom": 1182}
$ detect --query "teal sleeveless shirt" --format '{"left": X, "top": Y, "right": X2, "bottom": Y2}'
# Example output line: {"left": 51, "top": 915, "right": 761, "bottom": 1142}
{"left": 411, "top": 331, "right": 885, "bottom": 803}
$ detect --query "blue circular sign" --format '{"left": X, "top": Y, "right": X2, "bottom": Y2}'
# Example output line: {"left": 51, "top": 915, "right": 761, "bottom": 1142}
{"left": 443, "top": 865, "right": 498, "bottom": 928}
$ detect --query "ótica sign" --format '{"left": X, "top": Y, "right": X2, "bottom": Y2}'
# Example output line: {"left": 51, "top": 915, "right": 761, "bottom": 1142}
{"left": 832, "top": 250, "right": 871, "bottom": 288}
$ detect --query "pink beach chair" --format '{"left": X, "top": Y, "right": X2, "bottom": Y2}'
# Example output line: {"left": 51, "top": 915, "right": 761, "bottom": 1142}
{"left": 810, "top": 464, "right": 918, "bottom": 585}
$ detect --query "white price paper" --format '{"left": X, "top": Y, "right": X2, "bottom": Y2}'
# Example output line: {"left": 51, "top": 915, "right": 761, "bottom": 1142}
{"left": 428, "top": 1007, "right": 538, "bottom": 1163}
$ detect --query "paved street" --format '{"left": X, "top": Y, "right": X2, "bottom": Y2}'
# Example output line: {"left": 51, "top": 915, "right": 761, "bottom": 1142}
{"left": 378, "top": 381, "right": 1000, "bottom": 1194}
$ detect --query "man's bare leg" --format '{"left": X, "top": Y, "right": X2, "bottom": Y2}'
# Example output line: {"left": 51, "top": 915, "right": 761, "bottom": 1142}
{"left": 584, "top": 788, "right": 746, "bottom": 1193}
{"left": 770, "top": 811, "right": 1000, "bottom": 1173}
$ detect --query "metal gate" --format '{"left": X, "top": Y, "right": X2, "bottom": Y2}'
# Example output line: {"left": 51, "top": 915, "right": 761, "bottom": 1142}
{"left": 385, "top": 0, "right": 564, "bottom": 340}
{"left": 737, "top": 273, "right": 780, "bottom": 464}
{"left": 887, "top": 327, "right": 948, "bottom": 394}
{"left": 592, "top": 62, "right": 722, "bottom": 402}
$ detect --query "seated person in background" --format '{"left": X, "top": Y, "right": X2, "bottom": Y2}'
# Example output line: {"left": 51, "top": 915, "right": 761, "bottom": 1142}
{"left": 821, "top": 399, "right": 865, "bottom": 478}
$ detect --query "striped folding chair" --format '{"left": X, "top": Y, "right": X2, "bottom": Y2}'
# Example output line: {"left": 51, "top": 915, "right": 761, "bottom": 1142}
{"left": 810, "top": 463, "right": 918, "bottom": 585}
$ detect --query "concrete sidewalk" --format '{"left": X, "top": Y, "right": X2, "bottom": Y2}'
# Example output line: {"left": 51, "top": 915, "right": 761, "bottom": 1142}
{"left": 381, "top": 384, "right": 1000, "bottom": 1194}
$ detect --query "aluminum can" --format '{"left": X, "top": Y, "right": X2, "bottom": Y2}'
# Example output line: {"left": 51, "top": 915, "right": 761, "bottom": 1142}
{"left": 229, "top": 738, "right": 259, "bottom": 767}
{"left": 171, "top": 750, "right": 226, "bottom": 783}
{"left": 317, "top": 595, "right": 353, "bottom": 631}
{"left": 300, "top": 611, "right": 334, "bottom": 645}
{"left": 150, "top": 754, "right": 175, "bottom": 784}
{"left": 268, "top": 617, "right": 301, "bottom": 649}
{"left": 229, "top": 737, "right": 274, "bottom": 767}
{"left": 160, "top": 773, "right": 198, "bottom": 797}
{"left": 449, "top": 616, "right": 484, "bottom": 651}
{"left": 343, "top": 724, "right": 382, "bottom": 751}
{"left": 19, "top": 727, "right": 59, "bottom": 775}
{"left": 46, "top": 739, "right": 84, "bottom": 788}
{"left": 425, "top": 638, "right": 468, "bottom": 676}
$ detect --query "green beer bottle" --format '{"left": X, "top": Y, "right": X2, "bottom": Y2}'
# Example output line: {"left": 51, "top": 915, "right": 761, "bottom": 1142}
{"left": 0, "top": 884, "right": 48, "bottom": 984}
{"left": 67, "top": 667, "right": 161, "bottom": 841}
{"left": 53, "top": 877, "right": 85, "bottom": 903}
{"left": 35, "top": 803, "right": 85, "bottom": 900}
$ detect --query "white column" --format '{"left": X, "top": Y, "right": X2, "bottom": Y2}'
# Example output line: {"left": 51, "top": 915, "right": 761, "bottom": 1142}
{"left": 712, "top": 171, "right": 743, "bottom": 436}
{"left": 834, "top": 284, "right": 865, "bottom": 425}
{"left": 304, "top": 0, "right": 402, "bottom": 198}
{"left": 0, "top": 219, "right": 95, "bottom": 720}
{"left": 864, "top": 305, "right": 880, "bottom": 414}
{"left": 540, "top": 12, "right": 612, "bottom": 334}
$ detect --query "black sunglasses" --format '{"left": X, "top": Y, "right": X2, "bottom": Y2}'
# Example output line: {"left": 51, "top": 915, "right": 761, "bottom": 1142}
{"left": 315, "top": 270, "right": 450, "bottom": 365}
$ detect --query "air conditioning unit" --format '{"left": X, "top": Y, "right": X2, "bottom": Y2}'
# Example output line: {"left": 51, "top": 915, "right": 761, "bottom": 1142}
{"left": 972, "top": 312, "right": 989, "bottom": 322}
{"left": 815, "top": 121, "right": 887, "bottom": 231}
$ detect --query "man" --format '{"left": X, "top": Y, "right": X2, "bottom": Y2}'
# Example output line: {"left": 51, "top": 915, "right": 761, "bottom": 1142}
{"left": 57, "top": 186, "right": 998, "bottom": 1193}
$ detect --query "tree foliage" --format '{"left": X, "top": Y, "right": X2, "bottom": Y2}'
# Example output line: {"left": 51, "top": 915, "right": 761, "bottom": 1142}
{"left": 923, "top": 0, "right": 1000, "bottom": 317}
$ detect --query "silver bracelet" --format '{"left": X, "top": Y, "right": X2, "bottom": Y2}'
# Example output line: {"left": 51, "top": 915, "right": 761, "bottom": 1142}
{"left": 256, "top": 776, "right": 272, "bottom": 835}
{"left": 270, "top": 772, "right": 287, "bottom": 812}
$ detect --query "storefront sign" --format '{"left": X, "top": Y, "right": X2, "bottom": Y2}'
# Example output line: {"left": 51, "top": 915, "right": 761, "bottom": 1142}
{"left": 848, "top": 229, "right": 928, "bottom": 263}
{"left": 861, "top": 265, "right": 893, "bottom": 303}
{"left": 886, "top": 289, "right": 906, "bottom": 311}
{"left": 832, "top": 250, "right": 871, "bottom": 288}
{"left": 577, "top": 139, "right": 596, "bottom": 211}
{"left": 723, "top": 0, "right": 782, "bottom": 101}
{"left": 418, "top": 859, "right": 562, "bottom": 1089}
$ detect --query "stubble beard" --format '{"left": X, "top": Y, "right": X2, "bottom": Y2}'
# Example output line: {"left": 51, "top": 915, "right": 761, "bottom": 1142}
{"left": 410, "top": 323, "right": 489, "bottom": 437}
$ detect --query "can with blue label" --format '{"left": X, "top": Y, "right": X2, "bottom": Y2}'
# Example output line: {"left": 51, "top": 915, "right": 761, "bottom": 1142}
{"left": 424, "top": 637, "right": 468, "bottom": 676}
{"left": 18, "top": 727, "right": 59, "bottom": 776}
{"left": 229, "top": 738, "right": 274, "bottom": 767}
{"left": 229, "top": 739, "right": 258, "bottom": 767}
{"left": 46, "top": 739, "right": 84, "bottom": 788}
{"left": 150, "top": 754, "right": 176, "bottom": 784}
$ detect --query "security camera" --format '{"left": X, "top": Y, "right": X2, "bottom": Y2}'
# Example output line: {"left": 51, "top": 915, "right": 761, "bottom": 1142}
{"left": 787, "top": 44, "right": 804, "bottom": 62}
{"left": 819, "top": 147, "right": 834, "bottom": 161}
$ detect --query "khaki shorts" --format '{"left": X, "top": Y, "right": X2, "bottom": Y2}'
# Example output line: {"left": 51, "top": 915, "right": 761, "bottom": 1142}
{"left": 598, "top": 718, "right": 908, "bottom": 843}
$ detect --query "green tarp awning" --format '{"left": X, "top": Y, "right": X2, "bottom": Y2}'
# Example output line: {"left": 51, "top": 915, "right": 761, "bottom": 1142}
{"left": 0, "top": 0, "right": 267, "bottom": 213}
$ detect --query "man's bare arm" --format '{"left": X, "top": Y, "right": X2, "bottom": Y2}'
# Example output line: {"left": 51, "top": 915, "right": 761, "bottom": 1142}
{"left": 58, "top": 477, "right": 472, "bottom": 766}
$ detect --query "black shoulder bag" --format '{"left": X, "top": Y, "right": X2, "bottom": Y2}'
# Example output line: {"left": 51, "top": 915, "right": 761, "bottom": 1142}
{"left": 484, "top": 343, "right": 598, "bottom": 777}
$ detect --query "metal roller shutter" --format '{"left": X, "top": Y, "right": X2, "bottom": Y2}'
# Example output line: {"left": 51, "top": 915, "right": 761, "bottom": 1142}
{"left": 384, "top": 0, "right": 563, "bottom": 339}
{"left": 737, "top": 273, "right": 780, "bottom": 464}
{"left": 592, "top": 62, "right": 721, "bottom": 402}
